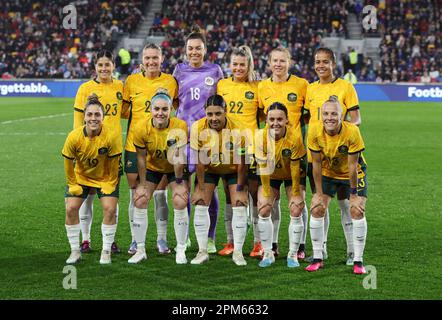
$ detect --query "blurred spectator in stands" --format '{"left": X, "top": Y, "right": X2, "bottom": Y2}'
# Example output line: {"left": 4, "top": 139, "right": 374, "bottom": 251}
{"left": 344, "top": 69, "right": 358, "bottom": 84}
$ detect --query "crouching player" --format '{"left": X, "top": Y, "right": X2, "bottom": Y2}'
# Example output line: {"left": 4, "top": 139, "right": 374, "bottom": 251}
{"left": 255, "top": 102, "right": 306, "bottom": 268}
{"left": 62, "top": 94, "right": 122, "bottom": 265}
{"left": 306, "top": 96, "right": 368, "bottom": 274}
{"left": 129, "top": 90, "right": 189, "bottom": 264}
{"left": 190, "top": 94, "right": 249, "bottom": 266}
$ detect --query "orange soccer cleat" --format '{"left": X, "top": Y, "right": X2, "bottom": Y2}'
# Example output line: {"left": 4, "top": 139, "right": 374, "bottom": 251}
{"left": 249, "top": 241, "right": 264, "bottom": 258}
{"left": 218, "top": 243, "right": 234, "bottom": 256}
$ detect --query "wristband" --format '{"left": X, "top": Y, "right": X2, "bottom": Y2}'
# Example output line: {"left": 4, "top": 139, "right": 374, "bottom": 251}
{"left": 236, "top": 185, "right": 244, "bottom": 192}
{"left": 350, "top": 187, "right": 357, "bottom": 195}
{"left": 176, "top": 177, "right": 183, "bottom": 184}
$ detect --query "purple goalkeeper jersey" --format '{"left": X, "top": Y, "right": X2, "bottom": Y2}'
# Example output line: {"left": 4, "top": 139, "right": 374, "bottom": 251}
{"left": 173, "top": 61, "right": 224, "bottom": 130}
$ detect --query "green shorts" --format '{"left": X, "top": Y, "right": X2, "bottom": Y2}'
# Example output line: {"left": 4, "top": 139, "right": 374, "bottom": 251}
{"left": 124, "top": 150, "right": 138, "bottom": 174}
{"left": 65, "top": 184, "right": 120, "bottom": 199}
{"left": 322, "top": 169, "right": 368, "bottom": 198}
{"left": 200, "top": 172, "right": 238, "bottom": 186}
{"left": 146, "top": 169, "right": 189, "bottom": 185}
{"left": 258, "top": 178, "right": 292, "bottom": 190}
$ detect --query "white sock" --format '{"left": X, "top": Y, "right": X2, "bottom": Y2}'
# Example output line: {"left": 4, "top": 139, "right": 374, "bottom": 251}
{"left": 79, "top": 194, "right": 94, "bottom": 242}
{"left": 310, "top": 216, "right": 324, "bottom": 260}
{"left": 258, "top": 216, "right": 273, "bottom": 253}
{"left": 271, "top": 199, "right": 281, "bottom": 244}
{"left": 174, "top": 208, "right": 188, "bottom": 250}
{"left": 194, "top": 205, "right": 210, "bottom": 251}
{"left": 101, "top": 223, "right": 117, "bottom": 251}
{"left": 339, "top": 199, "right": 353, "bottom": 254}
{"left": 223, "top": 204, "right": 233, "bottom": 243}
{"left": 133, "top": 206, "right": 148, "bottom": 248}
{"left": 252, "top": 206, "right": 259, "bottom": 243}
{"left": 232, "top": 206, "right": 248, "bottom": 253}
{"left": 65, "top": 224, "right": 81, "bottom": 251}
{"left": 301, "top": 205, "right": 308, "bottom": 245}
{"left": 352, "top": 217, "right": 367, "bottom": 262}
{"left": 289, "top": 216, "right": 303, "bottom": 254}
{"left": 154, "top": 190, "right": 169, "bottom": 242}
{"left": 129, "top": 189, "right": 135, "bottom": 241}
{"left": 323, "top": 208, "right": 330, "bottom": 250}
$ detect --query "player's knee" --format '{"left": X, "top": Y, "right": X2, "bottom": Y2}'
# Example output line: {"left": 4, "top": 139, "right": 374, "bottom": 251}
{"left": 290, "top": 202, "right": 304, "bottom": 217}
{"left": 65, "top": 202, "right": 81, "bottom": 216}
{"left": 350, "top": 206, "right": 365, "bottom": 219}
{"left": 258, "top": 203, "right": 271, "bottom": 218}
{"left": 134, "top": 197, "right": 148, "bottom": 209}
{"left": 172, "top": 193, "right": 187, "bottom": 210}
{"left": 311, "top": 205, "right": 325, "bottom": 218}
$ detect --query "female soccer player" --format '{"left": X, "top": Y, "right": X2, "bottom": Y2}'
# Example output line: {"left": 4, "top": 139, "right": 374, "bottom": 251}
{"left": 306, "top": 97, "right": 368, "bottom": 274}
{"left": 173, "top": 25, "right": 224, "bottom": 253}
{"left": 255, "top": 102, "right": 306, "bottom": 268}
{"left": 63, "top": 94, "right": 122, "bottom": 265}
{"left": 258, "top": 47, "right": 309, "bottom": 259}
{"left": 128, "top": 90, "right": 189, "bottom": 264}
{"left": 190, "top": 95, "right": 249, "bottom": 266}
{"left": 304, "top": 47, "right": 362, "bottom": 265}
{"left": 73, "top": 50, "right": 126, "bottom": 254}
{"left": 216, "top": 45, "right": 262, "bottom": 258}
{"left": 123, "top": 43, "right": 178, "bottom": 255}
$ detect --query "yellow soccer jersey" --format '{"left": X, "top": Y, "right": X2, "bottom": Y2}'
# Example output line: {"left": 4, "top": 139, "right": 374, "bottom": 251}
{"left": 133, "top": 117, "right": 187, "bottom": 173}
{"left": 304, "top": 77, "right": 359, "bottom": 125}
{"left": 217, "top": 77, "right": 259, "bottom": 130}
{"left": 190, "top": 115, "right": 244, "bottom": 175}
{"left": 258, "top": 75, "right": 308, "bottom": 130}
{"left": 73, "top": 79, "right": 125, "bottom": 135}
{"left": 255, "top": 124, "right": 306, "bottom": 181}
{"left": 62, "top": 124, "right": 123, "bottom": 188}
{"left": 124, "top": 72, "right": 178, "bottom": 152}
{"left": 307, "top": 121, "right": 366, "bottom": 180}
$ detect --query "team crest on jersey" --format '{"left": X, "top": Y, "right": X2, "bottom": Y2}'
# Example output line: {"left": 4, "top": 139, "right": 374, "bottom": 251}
{"left": 205, "top": 77, "right": 215, "bottom": 86}
{"left": 287, "top": 93, "right": 297, "bottom": 102}
{"left": 338, "top": 145, "right": 349, "bottom": 154}
{"left": 245, "top": 91, "right": 254, "bottom": 100}
{"left": 98, "top": 147, "right": 108, "bottom": 155}
{"left": 167, "top": 138, "right": 177, "bottom": 147}
{"left": 282, "top": 149, "right": 292, "bottom": 158}
{"left": 116, "top": 92, "right": 123, "bottom": 100}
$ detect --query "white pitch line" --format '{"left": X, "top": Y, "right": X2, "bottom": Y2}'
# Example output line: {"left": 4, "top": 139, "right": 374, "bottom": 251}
{"left": 0, "top": 113, "right": 71, "bottom": 125}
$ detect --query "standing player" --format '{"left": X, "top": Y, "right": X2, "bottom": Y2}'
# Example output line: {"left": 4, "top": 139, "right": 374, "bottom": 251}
{"left": 73, "top": 50, "right": 126, "bottom": 254}
{"left": 306, "top": 97, "right": 368, "bottom": 274}
{"left": 304, "top": 47, "right": 362, "bottom": 264}
{"left": 190, "top": 95, "right": 249, "bottom": 265}
{"left": 63, "top": 94, "right": 122, "bottom": 265}
{"left": 216, "top": 45, "right": 261, "bottom": 258}
{"left": 258, "top": 47, "right": 309, "bottom": 259}
{"left": 123, "top": 43, "right": 178, "bottom": 255}
{"left": 128, "top": 90, "right": 189, "bottom": 264}
{"left": 255, "top": 102, "right": 306, "bottom": 268}
{"left": 173, "top": 25, "right": 224, "bottom": 253}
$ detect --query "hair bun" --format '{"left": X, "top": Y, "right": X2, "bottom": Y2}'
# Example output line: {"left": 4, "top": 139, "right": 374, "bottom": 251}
{"left": 190, "top": 24, "right": 202, "bottom": 34}
{"left": 87, "top": 93, "right": 100, "bottom": 104}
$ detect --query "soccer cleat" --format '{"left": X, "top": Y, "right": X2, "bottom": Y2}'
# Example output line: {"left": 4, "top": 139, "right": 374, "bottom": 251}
{"left": 99, "top": 250, "right": 111, "bottom": 265}
{"left": 80, "top": 240, "right": 91, "bottom": 253}
{"left": 305, "top": 260, "right": 324, "bottom": 272}
{"left": 66, "top": 250, "right": 81, "bottom": 264}
{"left": 128, "top": 241, "right": 137, "bottom": 255}
{"left": 272, "top": 243, "right": 279, "bottom": 257}
{"left": 111, "top": 242, "right": 121, "bottom": 254}
{"left": 232, "top": 251, "right": 247, "bottom": 266}
{"left": 218, "top": 243, "right": 234, "bottom": 256}
{"left": 128, "top": 248, "right": 147, "bottom": 264}
{"left": 249, "top": 241, "right": 264, "bottom": 258}
{"left": 346, "top": 252, "right": 354, "bottom": 266}
{"left": 174, "top": 238, "right": 191, "bottom": 253}
{"left": 297, "top": 250, "right": 306, "bottom": 260}
{"left": 157, "top": 239, "right": 171, "bottom": 254}
{"left": 353, "top": 262, "right": 367, "bottom": 274}
{"left": 258, "top": 251, "right": 275, "bottom": 268}
{"left": 207, "top": 238, "right": 217, "bottom": 254}
{"left": 190, "top": 250, "right": 209, "bottom": 265}
{"left": 287, "top": 251, "right": 300, "bottom": 268}
{"left": 175, "top": 249, "right": 187, "bottom": 265}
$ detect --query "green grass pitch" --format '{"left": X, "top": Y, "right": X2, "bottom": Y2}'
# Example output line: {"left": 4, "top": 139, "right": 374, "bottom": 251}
{"left": 0, "top": 97, "right": 441, "bottom": 300}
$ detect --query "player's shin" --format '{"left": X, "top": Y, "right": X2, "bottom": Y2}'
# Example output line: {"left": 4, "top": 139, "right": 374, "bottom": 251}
{"left": 310, "top": 216, "right": 325, "bottom": 260}
{"left": 224, "top": 204, "right": 233, "bottom": 244}
{"left": 232, "top": 206, "right": 248, "bottom": 253}
{"left": 153, "top": 190, "right": 169, "bottom": 242}
{"left": 132, "top": 207, "right": 148, "bottom": 248}
{"left": 79, "top": 194, "right": 94, "bottom": 242}
{"left": 339, "top": 199, "right": 354, "bottom": 254}
{"left": 129, "top": 188, "right": 135, "bottom": 241}
{"left": 289, "top": 216, "right": 303, "bottom": 254}
{"left": 65, "top": 224, "right": 81, "bottom": 251}
{"left": 258, "top": 216, "right": 273, "bottom": 254}
{"left": 174, "top": 208, "right": 188, "bottom": 250}
{"left": 194, "top": 205, "right": 210, "bottom": 252}
{"left": 101, "top": 223, "right": 117, "bottom": 251}
{"left": 352, "top": 216, "right": 367, "bottom": 263}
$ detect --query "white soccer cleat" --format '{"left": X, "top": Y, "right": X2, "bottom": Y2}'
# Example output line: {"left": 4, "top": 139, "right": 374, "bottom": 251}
{"left": 99, "top": 250, "right": 111, "bottom": 265}
{"left": 66, "top": 250, "right": 81, "bottom": 264}
{"left": 191, "top": 250, "right": 209, "bottom": 265}
{"left": 232, "top": 251, "right": 247, "bottom": 266}
{"left": 176, "top": 250, "right": 188, "bottom": 265}
{"left": 287, "top": 251, "right": 300, "bottom": 268}
{"left": 128, "top": 248, "right": 147, "bottom": 264}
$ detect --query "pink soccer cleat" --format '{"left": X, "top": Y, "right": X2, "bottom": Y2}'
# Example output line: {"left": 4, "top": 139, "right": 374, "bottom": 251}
{"left": 353, "top": 262, "right": 367, "bottom": 275}
{"left": 297, "top": 250, "right": 306, "bottom": 260}
{"left": 305, "top": 261, "right": 324, "bottom": 272}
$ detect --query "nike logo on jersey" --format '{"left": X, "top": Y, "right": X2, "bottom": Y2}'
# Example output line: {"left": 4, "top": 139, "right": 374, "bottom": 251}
{"left": 264, "top": 96, "right": 271, "bottom": 100}
{"left": 135, "top": 92, "right": 142, "bottom": 95}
